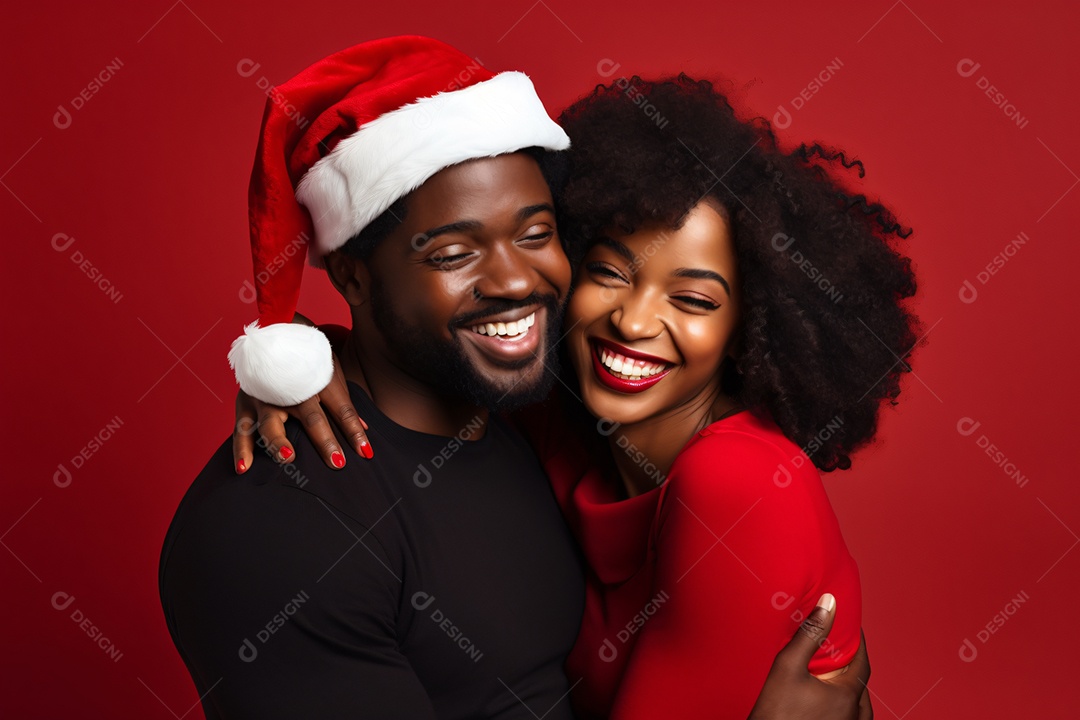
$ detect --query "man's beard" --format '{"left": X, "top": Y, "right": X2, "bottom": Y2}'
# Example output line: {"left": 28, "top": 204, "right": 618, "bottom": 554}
{"left": 369, "top": 278, "right": 565, "bottom": 413}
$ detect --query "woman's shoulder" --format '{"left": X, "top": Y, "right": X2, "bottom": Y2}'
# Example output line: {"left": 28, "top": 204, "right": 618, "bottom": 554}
{"left": 671, "top": 411, "right": 813, "bottom": 485}
{"left": 659, "top": 410, "right": 835, "bottom": 536}
{"left": 656, "top": 409, "right": 854, "bottom": 580}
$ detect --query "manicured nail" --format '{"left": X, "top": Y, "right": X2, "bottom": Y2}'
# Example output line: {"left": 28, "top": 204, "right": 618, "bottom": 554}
{"left": 279, "top": 446, "right": 293, "bottom": 461}
{"left": 331, "top": 451, "right": 345, "bottom": 468}
{"left": 360, "top": 441, "right": 373, "bottom": 459}
{"left": 816, "top": 593, "right": 836, "bottom": 613}
{"left": 237, "top": 459, "right": 246, "bottom": 473}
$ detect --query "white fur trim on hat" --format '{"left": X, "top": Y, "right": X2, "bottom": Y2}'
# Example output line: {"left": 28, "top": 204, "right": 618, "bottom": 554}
{"left": 295, "top": 71, "right": 569, "bottom": 266}
{"left": 228, "top": 322, "right": 334, "bottom": 406}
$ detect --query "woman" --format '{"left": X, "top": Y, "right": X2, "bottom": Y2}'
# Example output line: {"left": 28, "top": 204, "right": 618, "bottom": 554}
{"left": 234, "top": 74, "right": 916, "bottom": 718}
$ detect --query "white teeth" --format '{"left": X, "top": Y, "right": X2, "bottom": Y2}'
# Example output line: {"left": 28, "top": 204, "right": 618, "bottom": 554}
{"left": 471, "top": 312, "right": 537, "bottom": 338}
{"left": 598, "top": 347, "right": 668, "bottom": 380}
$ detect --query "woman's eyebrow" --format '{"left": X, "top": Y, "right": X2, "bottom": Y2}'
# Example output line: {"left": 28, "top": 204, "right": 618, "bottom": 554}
{"left": 672, "top": 267, "right": 731, "bottom": 296}
{"left": 596, "top": 236, "right": 635, "bottom": 263}
{"left": 518, "top": 203, "right": 556, "bottom": 222}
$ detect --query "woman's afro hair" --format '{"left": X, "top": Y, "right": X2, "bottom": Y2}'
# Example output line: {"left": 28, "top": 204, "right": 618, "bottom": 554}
{"left": 555, "top": 73, "right": 919, "bottom": 471}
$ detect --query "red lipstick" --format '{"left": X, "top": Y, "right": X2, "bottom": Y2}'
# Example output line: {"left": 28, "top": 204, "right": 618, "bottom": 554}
{"left": 589, "top": 339, "right": 673, "bottom": 394}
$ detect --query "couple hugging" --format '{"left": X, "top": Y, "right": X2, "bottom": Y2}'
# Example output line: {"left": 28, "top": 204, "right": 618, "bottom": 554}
{"left": 160, "top": 34, "right": 915, "bottom": 720}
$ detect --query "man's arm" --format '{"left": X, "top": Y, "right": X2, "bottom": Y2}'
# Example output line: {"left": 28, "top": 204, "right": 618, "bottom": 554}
{"left": 750, "top": 600, "right": 872, "bottom": 720}
{"left": 228, "top": 337, "right": 873, "bottom": 719}
{"left": 160, "top": 434, "right": 435, "bottom": 718}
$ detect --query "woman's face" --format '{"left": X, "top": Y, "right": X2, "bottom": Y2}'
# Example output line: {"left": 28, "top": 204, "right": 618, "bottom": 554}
{"left": 566, "top": 199, "right": 741, "bottom": 426}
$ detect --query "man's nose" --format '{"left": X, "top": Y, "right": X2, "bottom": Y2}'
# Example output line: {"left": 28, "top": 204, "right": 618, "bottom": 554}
{"left": 471, "top": 244, "right": 539, "bottom": 300}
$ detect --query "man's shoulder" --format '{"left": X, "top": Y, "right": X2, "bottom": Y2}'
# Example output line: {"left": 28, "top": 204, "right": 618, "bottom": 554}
{"left": 160, "top": 423, "right": 404, "bottom": 591}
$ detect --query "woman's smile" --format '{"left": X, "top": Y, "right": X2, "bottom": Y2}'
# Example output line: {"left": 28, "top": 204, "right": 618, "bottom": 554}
{"left": 589, "top": 337, "right": 675, "bottom": 393}
{"left": 567, "top": 199, "right": 740, "bottom": 427}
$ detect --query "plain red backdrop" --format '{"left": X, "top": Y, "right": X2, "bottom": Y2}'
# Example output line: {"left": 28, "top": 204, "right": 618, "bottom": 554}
{"left": 3, "top": 0, "right": 1078, "bottom": 717}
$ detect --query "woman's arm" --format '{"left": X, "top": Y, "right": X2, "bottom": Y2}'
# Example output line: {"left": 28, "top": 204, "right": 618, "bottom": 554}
{"left": 609, "top": 432, "right": 862, "bottom": 720}
{"left": 232, "top": 315, "right": 372, "bottom": 473}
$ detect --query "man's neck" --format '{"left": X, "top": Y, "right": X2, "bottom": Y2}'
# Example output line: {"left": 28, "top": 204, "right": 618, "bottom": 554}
{"left": 339, "top": 333, "right": 489, "bottom": 441}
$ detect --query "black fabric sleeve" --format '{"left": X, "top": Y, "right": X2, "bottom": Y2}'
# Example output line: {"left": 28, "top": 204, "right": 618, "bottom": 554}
{"left": 159, "top": 433, "right": 436, "bottom": 719}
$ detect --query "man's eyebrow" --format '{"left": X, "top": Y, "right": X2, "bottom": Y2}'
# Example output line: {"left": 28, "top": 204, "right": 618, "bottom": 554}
{"left": 673, "top": 267, "right": 731, "bottom": 296}
{"left": 413, "top": 204, "right": 555, "bottom": 248}
{"left": 596, "top": 236, "right": 635, "bottom": 264}
{"left": 415, "top": 220, "right": 483, "bottom": 245}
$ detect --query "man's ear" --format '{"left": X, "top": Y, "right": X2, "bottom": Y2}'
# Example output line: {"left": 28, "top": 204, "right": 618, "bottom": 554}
{"left": 324, "top": 250, "right": 371, "bottom": 307}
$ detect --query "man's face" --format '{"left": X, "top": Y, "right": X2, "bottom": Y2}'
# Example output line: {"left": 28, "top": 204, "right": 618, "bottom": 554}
{"left": 365, "top": 153, "right": 572, "bottom": 411}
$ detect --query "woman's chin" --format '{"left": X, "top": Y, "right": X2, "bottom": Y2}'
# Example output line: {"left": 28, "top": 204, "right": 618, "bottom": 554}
{"left": 579, "top": 380, "right": 655, "bottom": 428}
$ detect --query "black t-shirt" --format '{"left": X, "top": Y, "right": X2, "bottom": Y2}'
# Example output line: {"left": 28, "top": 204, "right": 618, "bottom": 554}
{"left": 159, "top": 382, "right": 585, "bottom": 719}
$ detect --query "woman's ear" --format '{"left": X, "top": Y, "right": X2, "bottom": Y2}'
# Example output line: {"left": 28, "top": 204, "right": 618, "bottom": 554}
{"left": 324, "top": 250, "right": 371, "bottom": 307}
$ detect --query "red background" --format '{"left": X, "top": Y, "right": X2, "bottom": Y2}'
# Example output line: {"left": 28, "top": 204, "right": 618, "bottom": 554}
{"left": 3, "top": 0, "right": 1078, "bottom": 716}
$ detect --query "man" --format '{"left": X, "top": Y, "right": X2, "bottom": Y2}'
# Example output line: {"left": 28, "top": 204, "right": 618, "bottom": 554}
{"left": 160, "top": 36, "right": 870, "bottom": 719}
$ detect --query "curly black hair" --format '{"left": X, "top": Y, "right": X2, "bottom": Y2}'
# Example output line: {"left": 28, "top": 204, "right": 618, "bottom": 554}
{"left": 555, "top": 73, "right": 919, "bottom": 471}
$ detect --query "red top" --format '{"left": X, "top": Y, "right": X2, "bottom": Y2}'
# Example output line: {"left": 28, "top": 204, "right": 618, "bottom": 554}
{"left": 518, "top": 395, "right": 861, "bottom": 720}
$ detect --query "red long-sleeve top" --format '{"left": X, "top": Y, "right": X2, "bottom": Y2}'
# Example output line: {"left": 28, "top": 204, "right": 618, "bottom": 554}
{"left": 518, "top": 394, "right": 861, "bottom": 720}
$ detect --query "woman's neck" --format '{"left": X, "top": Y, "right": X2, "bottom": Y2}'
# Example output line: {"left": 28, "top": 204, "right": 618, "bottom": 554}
{"left": 607, "top": 388, "right": 740, "bottom": 498}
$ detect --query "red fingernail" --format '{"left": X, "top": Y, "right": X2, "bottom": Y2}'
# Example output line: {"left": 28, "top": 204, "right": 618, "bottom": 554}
{"left": 331, "top": 451, "right": 345, "bottom": 468}
{"left": 360, "top": 441, "right": 373, "bottom": 459}
{"left": 279, "top": 447, "right": 293, "bottom": 460}
{"left": 237, "top": 459, "right": 246, "bottom": 473}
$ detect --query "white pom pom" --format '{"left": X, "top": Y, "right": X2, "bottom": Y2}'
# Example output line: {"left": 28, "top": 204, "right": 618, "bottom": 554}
{"left": 227, "top": 322, "right": 334, "bottom": 406}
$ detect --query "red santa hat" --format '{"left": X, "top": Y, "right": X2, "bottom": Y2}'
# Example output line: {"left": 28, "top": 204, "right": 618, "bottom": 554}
{"left": 228, "top": 36, "right": 569, "bottom": 406}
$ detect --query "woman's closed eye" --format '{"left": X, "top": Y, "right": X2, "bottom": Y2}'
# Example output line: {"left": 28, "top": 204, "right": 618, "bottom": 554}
{"left": 672, "top": 294, "right": 720, "bottom": 311}
{"left": 586, "top": 262, "right": 628, "bottom": 283}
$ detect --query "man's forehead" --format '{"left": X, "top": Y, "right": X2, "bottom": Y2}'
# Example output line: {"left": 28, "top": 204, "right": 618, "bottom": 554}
{"left": 401, "top": 155, "right": 553, "bottom": 233}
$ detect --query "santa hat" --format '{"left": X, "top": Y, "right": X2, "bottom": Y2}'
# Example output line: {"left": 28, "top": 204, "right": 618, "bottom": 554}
{"left": 227, "top": 36, "right": 569, "bottom": 406}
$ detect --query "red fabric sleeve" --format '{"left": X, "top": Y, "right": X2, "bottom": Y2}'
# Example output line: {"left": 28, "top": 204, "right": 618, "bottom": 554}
{"left": 608, "top": 429, "right": 861, "bottom": 720}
